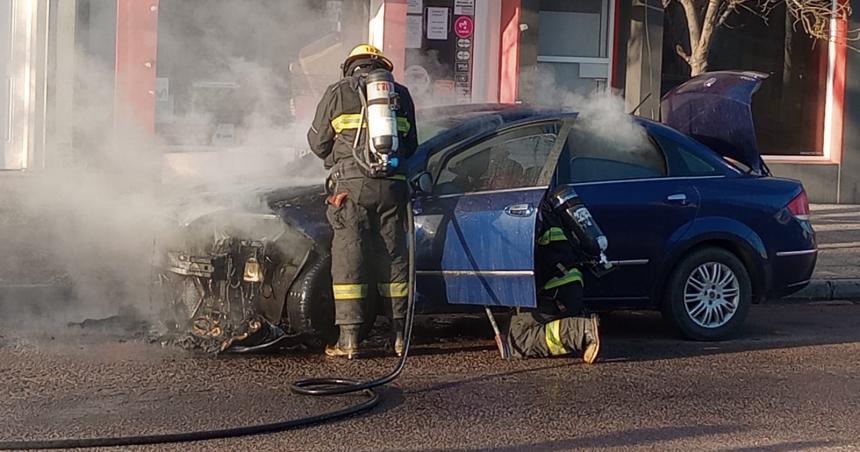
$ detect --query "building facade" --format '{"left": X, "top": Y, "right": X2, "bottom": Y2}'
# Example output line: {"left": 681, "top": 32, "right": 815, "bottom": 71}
{"left": 0, "top": 0, "right": 854, "bottom": 201}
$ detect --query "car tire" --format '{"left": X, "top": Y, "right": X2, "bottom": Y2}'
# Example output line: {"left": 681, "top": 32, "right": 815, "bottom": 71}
{"left": 663, "top": 247, "right": 752, "bottom": 341}
{"left": 285, "top": 250, "right": 376, "bottom": 347}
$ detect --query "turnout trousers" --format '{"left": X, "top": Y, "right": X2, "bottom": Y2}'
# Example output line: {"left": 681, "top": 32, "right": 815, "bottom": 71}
{"left": 326, "top": 177, "right": 409, "bottom": 326}
{"left": 508, "top": 278, "right": 593, "bottom": 358}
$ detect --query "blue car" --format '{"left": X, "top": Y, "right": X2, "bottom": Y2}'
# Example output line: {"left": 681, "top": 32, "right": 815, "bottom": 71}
{"left": 163, "top": 71, "right": 816, "bottom": 347}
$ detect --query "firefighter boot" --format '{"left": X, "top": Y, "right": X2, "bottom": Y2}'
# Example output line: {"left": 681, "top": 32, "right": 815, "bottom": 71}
{"left": 582, "top": 313, "right": 600, "bottom": 364}
{"left": 390, "top": 319, "right": 405, "bottom": 357}
{"left": 325, "top": 324, "right": 362, "bottom": 359}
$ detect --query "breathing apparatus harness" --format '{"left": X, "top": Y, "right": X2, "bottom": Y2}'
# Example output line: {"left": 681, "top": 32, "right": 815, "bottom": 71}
{"left": 349, "top": 68, "right": 403, "bottom": 179}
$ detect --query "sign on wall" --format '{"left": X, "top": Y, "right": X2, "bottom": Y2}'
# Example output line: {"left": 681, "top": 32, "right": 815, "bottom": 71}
{"left": 426, "top": 7, "right": 448, "bottom": 40}
{"left": 404, "top": 1, "right": 475, "bottom": 105}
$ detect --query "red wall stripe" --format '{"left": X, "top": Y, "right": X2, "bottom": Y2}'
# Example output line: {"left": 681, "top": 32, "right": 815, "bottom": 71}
{"left": 114, "top": 0, "right": 159, "bottom": 134}
{"left": 499, "top": 0, "right": 521, "bottom": 103}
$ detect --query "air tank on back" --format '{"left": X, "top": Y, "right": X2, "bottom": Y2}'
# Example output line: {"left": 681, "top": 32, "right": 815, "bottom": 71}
{"left": 548, "top": 185, "right": 611, "bottom": 269}
{"left": 365, "top": 69, "right": 399, "bottom": 158}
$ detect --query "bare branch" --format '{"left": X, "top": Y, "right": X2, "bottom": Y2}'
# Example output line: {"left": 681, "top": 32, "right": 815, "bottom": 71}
{"left": 675, "top": 44, "right": 692, "bottom": 63}
{"left": 717, "top": 0, "right": 739, "bottom": 27}
{"left": 670, "top": 0, "right": 859, "bottom": 76}
{"left": 677, "top": 0, "right": 703, "bottom": 48}
{"left": 698, "top": 0, "right": 723, "bottom": 54}
{"left": 781, "top": 0, "right": 854, "bottom": 42}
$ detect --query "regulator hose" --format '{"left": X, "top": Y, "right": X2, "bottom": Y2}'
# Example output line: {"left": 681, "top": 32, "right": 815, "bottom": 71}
{"left": 0, "top": 201, "right": 417, "bottom": 450}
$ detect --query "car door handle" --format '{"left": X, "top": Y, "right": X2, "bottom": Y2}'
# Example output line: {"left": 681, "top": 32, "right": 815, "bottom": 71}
{"left": 504, "top": 203, "right": 535, "bottom": 217}
{"left": 667, "top": 193, "right": 688, "bottom": 204}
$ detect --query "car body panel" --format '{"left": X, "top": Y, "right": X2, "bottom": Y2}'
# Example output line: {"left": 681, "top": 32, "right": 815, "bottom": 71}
{"left": 661, "top": 71, "right": 769, "bottom": 173}
{"left": 263, "top": 103, "right": 814, "bottom": 313}
{"left": 569, "top": 178, "right": 701, "bottom": 300}
{"left": 413, "top": 188, "right": 547, "bottom": 308}
{"left": 690, "top": 176, "right": 816, "bottom": 297}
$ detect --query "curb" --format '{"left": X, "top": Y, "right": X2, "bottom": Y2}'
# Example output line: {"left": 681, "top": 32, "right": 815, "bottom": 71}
{"left": 784, "top": 279, "right": 860, "bottom": 301}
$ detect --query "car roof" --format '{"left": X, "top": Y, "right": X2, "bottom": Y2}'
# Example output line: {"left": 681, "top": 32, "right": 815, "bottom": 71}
{"left": 415, "top": 104, "right": 573, "bottom": 158}
{"left": 418, "top": 103, "right": 567, "bottom": 126}
{"left": 411, "top": 103, "right": 738, "bottom": 177}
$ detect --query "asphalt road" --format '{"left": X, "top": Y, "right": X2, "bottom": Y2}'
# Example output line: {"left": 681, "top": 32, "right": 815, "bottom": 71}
{"left": 1, "top": 302, "right": 859, "bottom": 451}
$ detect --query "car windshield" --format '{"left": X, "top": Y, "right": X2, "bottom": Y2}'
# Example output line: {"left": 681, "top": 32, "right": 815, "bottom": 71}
{"left": 417, "top": 111, "right": 502, "bottom": 144}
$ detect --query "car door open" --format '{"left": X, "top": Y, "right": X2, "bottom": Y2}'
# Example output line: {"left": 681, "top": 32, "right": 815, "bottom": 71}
{"left": 412, "top": 120, "right": 570, "bottom": 308}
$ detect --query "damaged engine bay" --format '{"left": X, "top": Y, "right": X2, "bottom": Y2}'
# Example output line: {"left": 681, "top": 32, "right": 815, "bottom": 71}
{"left": 154, "top": 202, "right": 316, "bottom": 354}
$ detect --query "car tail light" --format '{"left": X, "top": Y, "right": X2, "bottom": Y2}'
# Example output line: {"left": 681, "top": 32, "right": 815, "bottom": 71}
{"left": 786, "top": 189, "right": 810, "bottom": 221}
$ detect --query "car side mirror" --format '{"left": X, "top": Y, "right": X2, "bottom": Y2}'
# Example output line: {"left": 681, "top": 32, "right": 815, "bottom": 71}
{"left": 409, "top": 171, "right": 432, "bottom": 196}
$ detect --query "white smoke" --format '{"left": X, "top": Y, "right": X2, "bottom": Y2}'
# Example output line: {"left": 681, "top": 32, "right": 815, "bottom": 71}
{"left": 0, "top": 1, "right": 649, "bottom": 332}
{"left": 0, "top": 1, "right": 343, "bottom": 328}
{"left": 519, "top": 65, "right": 650, "bottom": 151}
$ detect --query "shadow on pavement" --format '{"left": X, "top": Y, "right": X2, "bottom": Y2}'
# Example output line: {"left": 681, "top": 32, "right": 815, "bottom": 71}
{"left": 409, "top": 362, "right": 573, "bottom": 395}
{"left": 598, "top": 303, "right": 860, "bottom": 364}
{"left": 394, "top": 303, "right": 860, "bottom": 365}
{"left": 434, "top": 424, "right": 748, "bottom": 451}
{"left": 723, "top": 440, "right": 841, "bottom": 452}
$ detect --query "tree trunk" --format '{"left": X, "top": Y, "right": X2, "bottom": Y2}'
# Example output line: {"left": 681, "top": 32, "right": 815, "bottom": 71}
{"left": 689, "top": 53, "right": 709, "bottom": 76}
{"left": 676, "top": 0, "right": 720, "bottom": 76}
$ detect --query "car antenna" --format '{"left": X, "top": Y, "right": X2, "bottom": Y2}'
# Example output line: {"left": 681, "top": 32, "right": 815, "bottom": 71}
{"left": 629, "top": 93, "right": 653, "bottom": 116}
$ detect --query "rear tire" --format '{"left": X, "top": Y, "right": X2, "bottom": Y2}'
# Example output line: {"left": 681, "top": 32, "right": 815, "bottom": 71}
{"left": 285, "top": 251, "right": 376, "bottom": 347}
{"left": 662, "top": 247, "right": 752, "bottom": 341}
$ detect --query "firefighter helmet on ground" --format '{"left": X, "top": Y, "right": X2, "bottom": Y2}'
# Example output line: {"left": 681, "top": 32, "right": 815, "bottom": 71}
{"left": 343, "top": 44, "right": 394, "bottom": 75}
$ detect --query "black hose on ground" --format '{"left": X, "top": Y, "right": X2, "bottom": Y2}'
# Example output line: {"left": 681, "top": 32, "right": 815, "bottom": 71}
{"left": 0, "top": 202, "right": 417, "bottom": 450}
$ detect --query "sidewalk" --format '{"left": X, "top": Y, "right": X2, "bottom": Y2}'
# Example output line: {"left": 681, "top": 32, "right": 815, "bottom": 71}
{"left": 788, "top": 204, "right": 860, "bottom": 300}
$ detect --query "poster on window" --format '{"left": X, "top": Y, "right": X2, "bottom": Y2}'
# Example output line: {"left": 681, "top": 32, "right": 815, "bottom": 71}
{"left": 426, "top": 7, "right": 449, "bottom": 40}
{"left": 406, "top": 15, "right": 422, "bottom": 49}
{"left": 454, "top": 0, "right": 474, "bottom": 16}
{"left": 407, "top": 0, "right": 423, "bottom": 14}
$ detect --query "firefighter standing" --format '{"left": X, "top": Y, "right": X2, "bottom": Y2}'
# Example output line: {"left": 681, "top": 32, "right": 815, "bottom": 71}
{"left": 307, "top": 45, "right": 418, "bottom": 359}
{"left": 507, "top": 198, "right": 602, "bottom": 362}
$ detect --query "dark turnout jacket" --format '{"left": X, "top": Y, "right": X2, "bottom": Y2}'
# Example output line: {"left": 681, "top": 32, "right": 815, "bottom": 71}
{"left": 307, "top": 74, "right": 418, "bottom": 178}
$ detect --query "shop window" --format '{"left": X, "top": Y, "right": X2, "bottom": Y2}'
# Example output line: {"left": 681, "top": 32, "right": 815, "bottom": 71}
{"left": 154, "top": 0, "right": 349, "bottom": 148}
{"left": 537, "top": 0, "right": 608, "bottom": 58}
{"left": 1, "top": 1, "right": 13, "bottom": 169}
{"left": 523, "top": 0, "right": 613, "bottom": 98}
{"left": 1, "top": 0, "right": 47, "bottom": 170}
{"left": 662, "top": 4, "right": 828, "bottom": 157}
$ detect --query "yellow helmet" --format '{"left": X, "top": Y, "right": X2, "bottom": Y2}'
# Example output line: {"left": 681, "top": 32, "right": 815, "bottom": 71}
{"left": 343, "top": 44, "right": 394, "bottom": 73}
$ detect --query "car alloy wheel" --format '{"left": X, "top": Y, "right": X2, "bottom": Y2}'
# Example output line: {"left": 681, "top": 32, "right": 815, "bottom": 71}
{"left": 664, "top": 247, "right": 752, "bottom": 341}
{"left": 683, "top": 262, "right": 740, "bottom": 329}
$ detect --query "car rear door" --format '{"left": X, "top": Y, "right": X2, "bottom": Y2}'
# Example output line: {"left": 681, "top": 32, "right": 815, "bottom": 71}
{"left": 412, "top": 120, "right": 566, "bottom": 308}
{"left": 554, "top": 121, "right": 702, "bottom": 302}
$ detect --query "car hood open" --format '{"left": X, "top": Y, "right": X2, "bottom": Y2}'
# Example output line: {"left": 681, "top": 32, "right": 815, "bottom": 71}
{"left": 660, "top": 71, "right": 769, "bottom": 173}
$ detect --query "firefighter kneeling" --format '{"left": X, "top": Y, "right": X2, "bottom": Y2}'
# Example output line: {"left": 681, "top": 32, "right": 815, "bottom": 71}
{"left": 508, "top": 187, "right": 611, "bottom": 363}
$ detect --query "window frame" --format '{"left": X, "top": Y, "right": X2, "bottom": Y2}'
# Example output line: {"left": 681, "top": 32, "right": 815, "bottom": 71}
{"left": 558, "top": 127, "right": 670, "bottom": 185}
{"left": 652, "top": 133, "right": 724, "bottom": 177}
{"left": 428, "top": 120, "right": 563, "bottom": 195}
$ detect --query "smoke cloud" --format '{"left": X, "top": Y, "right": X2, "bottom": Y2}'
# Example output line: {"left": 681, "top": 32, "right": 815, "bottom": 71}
{"left": 0, "top": 1, "right": 647, "bottom": 336}
{"left": 0, "top": 1, "right": 340, "bottom": 330}
{"left": 519, "top": 65, "right": 650, "bottom": 151}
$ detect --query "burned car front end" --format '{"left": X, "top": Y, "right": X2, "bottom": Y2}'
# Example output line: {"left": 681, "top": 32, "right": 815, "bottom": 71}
{"left": 155, "top": 188, "right": 321, "bottom": 353}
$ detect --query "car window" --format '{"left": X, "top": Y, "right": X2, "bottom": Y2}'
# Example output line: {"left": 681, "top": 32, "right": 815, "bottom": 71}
{"left": 434, "top": 125, "right": 559, "bottom": 195}
{"left": 654, "top": 134, "right": 720, "bottom": 176}
{"left": 559, "top": 122, "right": 667, "bottom": 183}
